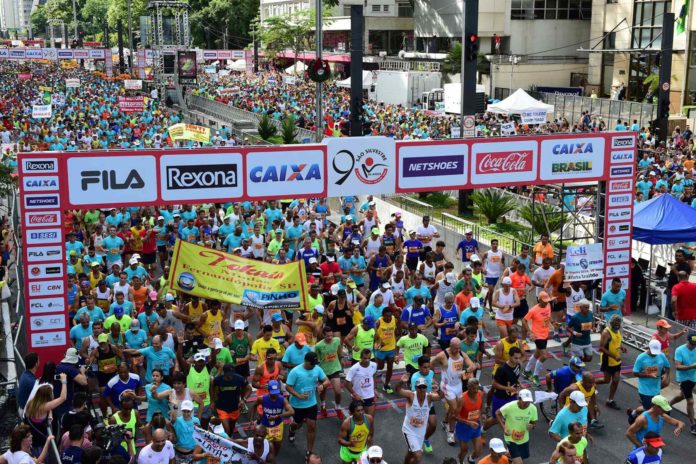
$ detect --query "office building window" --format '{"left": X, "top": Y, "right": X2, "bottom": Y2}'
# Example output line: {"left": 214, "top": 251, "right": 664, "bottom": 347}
{"left": 372, "top": 5, "right": 381, "bottom": 12}
{"left": 383, "top": 5, "right": 389, "bottom": 12}
{"left": 631, "top": 1, "right": 671, "bottom": 49}
{"left": 511, "top": 0, "right": 592, "bottom": 20}
{"left": 397, "top": 2, "right": 413, "bottom": 17}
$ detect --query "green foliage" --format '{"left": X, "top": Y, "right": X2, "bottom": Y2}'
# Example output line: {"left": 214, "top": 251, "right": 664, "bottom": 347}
{"left": 643, "top": 73, "right": 659, "bottom": 94}
{"left": 190, "top": 0, "right": 259, "bottom": 48}
{"left": 81, "top": 0, "right": 110, "bottom": 36}
{"left": 519, "top": 203, "right": 566, "bottom": 237}
{"left": 419, "top": 192, "right": 456, "bottom": 209}
{"left": 0, "top": 164, "right": 17, "bottom": 199}
{"left": 31, "top": 6, "right": 48, "bottom": 37}
{"left": 280, "top": 115, "right": 298, "bottom": 144}
{"left": 107, "top": 0, "right": 148, "bottom": 32}
{"left": 471, "top": 189, "right": 517, "bottom": 225}
{"left": 443, "top": 41, "right": 462, "bottom": 75}
{"left": 255, "top": 7, "right": 333, "bottom": 61}
{"left": 257, "top": 114, "right": 278, "bottom": 141}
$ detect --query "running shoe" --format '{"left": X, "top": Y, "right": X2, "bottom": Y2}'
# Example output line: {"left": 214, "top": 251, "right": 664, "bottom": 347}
{"left": 691, "top": 423, "right": 696, "bottom": 435}
{"left": 627, "top": 409, "right": 636, "bottom": 425}
{"left": 336, "top": 408, "right": 345, "bottom": 421}
{"left": 447, "top": 431, "right": 456, "bottom": 445}
{"left": 320, "top": 403, "right": 327, "bottom": 418}
{"left": 383, "top": 384, "right": 394, "bottom": 394}
{"left": 553, "top": 334, "right": 562, "bottom": 343}
{"left": 467, "top": 456, "right": 476, "bottom": 464}
{"left": 289, "top": 429, "right": 296, "bottom": 443}
{"left": 441, "top": 420, "right": 449, "bottom": 432}
{"left": 562, "top": 344, "right": 568, "bottom": 357}
{"left": 606, "top": 400, "right": 620, "bottom": 410}
{"left": 240, "top": 402, "right": 249, "bottom": 415}
{"left": 423, "top": 440, "right": 433, "bottom": 453}
{"left": 589, "top": 419, "right": 604, "bottom": 429}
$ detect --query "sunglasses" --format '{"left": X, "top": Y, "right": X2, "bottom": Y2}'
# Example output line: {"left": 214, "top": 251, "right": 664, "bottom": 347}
{"left": 370, "top": 459, "right": 381, "bottom": 463}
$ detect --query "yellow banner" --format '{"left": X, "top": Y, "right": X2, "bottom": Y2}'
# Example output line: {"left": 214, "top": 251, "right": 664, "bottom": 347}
{"left": 168, "top": 123, "right": 211, "bottom": 144}
{"left": 38, "top": 85, "right": 52, "bottom": 92}
{"left": 170, "top": 240, "right": 309, "bottom": 310}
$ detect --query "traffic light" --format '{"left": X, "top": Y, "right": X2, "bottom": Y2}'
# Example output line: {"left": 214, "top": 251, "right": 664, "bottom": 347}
{"left": 466, "top": 33, "right": 479, "bottom": 61}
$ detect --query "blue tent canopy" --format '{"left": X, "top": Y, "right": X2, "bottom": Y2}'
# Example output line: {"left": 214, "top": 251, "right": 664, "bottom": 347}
{"left": 632, "top": 194, "right": 696, "bottom": 244}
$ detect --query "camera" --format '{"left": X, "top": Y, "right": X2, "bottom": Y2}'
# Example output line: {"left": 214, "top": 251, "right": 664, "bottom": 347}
{"left": 103, "top": 424, "right": 128, "bottom": 450}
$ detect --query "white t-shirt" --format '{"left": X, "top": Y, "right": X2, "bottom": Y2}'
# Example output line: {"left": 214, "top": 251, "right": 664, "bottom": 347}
{"left": 416, "top": 224, "right": 438, "bottom": 245}
{"left": 137, "top": 441, "right": 175, "bottom": 463}
{"left": 2, "top": 450, "right": 33, "bottom": 464}
{"left": 346, "top": 361, "right": 377, "bottom": 400}
{"left": 532, "top": 266, "right": 555, "bottom": 296}
{"left": 484, "top": 250, "right": 504, "bottom": 278}
{"left": 369, "top": 289, "right": 395, "bottom": 306}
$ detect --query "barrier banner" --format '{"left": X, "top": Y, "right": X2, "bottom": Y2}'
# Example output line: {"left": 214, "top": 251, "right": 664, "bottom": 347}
{"left": 192, "top": 426, "right": 249, "bottom": 461}
{"left": 170, "top": 240, "right": 308, "bottom": 310}
{"left": 31, "top": 104, "right": 52, "bottom": 119}
{"left": 521, "top": 111, "right": 549, "bottom": 125}
{"left": 18, "top": 73, "right": 32, "bottom": 80}
{"left": 565, "top": 243, "right": 604, "bottom": 281}
{"left": 65, "top": 78, "right": 80, "bottom": 88}
{"left": 118, "top": 96, "right": 145, "bottom": 113}
{"left": 124, "top": 79, "right": 142, "bottom": 90}
{"left": 168, "top": 123, "right": 211, "bottom": 144}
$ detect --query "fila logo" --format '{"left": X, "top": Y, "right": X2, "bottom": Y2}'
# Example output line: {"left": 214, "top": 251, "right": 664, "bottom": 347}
{"left": 81, "top": 170, "right": 145, "bottom": 191}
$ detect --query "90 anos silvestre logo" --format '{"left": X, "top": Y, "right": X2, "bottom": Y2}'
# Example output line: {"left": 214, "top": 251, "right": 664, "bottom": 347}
{"left": 333, "top": 148, "right": 389, "bottom": 185}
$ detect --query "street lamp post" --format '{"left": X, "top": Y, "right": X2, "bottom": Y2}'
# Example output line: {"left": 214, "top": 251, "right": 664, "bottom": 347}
{"left": 315, "top": 0, "right": 323, "bottom": 142}
{"left": 509, "top": 55, "right": 519, "bottom": 95}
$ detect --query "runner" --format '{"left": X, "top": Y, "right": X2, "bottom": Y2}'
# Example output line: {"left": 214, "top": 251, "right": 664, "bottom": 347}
{"left": 251, "top": 380, "right": 294, "bottom": 457}
{"left": 374, "top": 307, "right": 397, "bottom": 394}
{"left": 396, "top": 373, "right": 444, "bottom": 464}
{"left": 454, "top": 378, "right": 485, "bottom": 464}
{"left": 522, "top": 291, "right": 556, "bottom": 385}
{"left": 670, "top": 333, "right": 696, "bottom": 433}
{"left": 495, "top": 389, "right": 538, "bottom": 464}
{"left": 338, "top": 400, "right": 375, "bottom": 464}
{"left": 345, "top": 349, "right": 378, "bottom": 419}
{"left": 315, "top": 326, "right": 345, "bottom": 420}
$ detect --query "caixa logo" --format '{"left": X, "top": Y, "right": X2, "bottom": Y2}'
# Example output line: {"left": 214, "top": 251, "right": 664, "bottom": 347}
{"left": 552, "top": 143, "right": 594, "bottom": 154}
{"left": 24, "top": 176, "right": 59, "bottom": 191}
{"left": 81, "top": 170, "right": 145, "bottom": 190}
{"left": 249, "top": 164, "right": 322, "bottom": 183}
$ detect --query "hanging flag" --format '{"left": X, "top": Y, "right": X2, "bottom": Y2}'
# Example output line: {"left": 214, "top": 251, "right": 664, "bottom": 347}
{"left": 677, "top": 0, "right": 690, "bottom": 34}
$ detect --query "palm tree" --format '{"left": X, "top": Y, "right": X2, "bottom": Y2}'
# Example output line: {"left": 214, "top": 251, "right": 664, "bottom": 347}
{"left": 471, "top": 189, "right": 517, "bottom": 224}
{"left": 257, "top": 113, "right": 277, "bottom": 141}
{"left": 519, "top": 203, "right": 566, "bottom": 237}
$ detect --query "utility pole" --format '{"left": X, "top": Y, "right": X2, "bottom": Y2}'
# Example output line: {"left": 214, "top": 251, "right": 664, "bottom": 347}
{"left": 72, "top": 0, "right": 78, "bottom": 41}
{"left": 349, "top": 4, "right": 363, "bottom": 136}
{"left": 127, "top": 0, "right": 134, "bottom": 76}
{"left": 459, "top": 0, "right": 466, "bottom": 140}
{"left": 656, "top": 13, "right": 674, "bottom": 142}
{"left": 315, "top": 0, "right": 323, "bottom": 141}
{"left": 223, "top": 19, "right": 229, "bottom": 50}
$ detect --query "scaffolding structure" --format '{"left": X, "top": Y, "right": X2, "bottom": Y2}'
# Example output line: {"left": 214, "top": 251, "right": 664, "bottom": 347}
{"left": 147, "top": 1, "right": 190, "bottom": 87}
{"left": 47, "top": 19, "right": 66, "bottom": 49}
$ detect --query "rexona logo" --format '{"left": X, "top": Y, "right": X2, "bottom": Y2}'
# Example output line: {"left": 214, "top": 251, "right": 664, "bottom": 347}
{"left": 552, "top": 143, "right": 594, "bottom": 154}
{"left": 612, "top": 136, "right": 635, "bottom": 148}
{"left": 249, "top": 164, "right": 322, "bottom": 183}
{"left": 476, "top": 151, "right": 533, "bottom": 174}
{"left": 81, "top": 170, "right": 145, "bottom": 190}
{"left": 23, "top": 159, "right": 57, "bottom": 173}
{"left": 167, "top": 164, "right": 237, "bottom": 189}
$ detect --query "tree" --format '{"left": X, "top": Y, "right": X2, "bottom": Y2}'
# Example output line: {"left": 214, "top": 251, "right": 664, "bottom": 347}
{"left": 82, "top": 0, "right": 111, "bottom": 36}
{"left": 471, "top": 189, "right": 517, "bottom": 225}
{"left": 519, "top": 203, "right": 566, "bottom": 238}
{"left": 280, "top": 115, "right": 298, "bottom": 144}
{"left": 31, "top": 6, "right": 48, "bottom": 37}
{"left": 255, "top": 7, "right": 333, "bottom": 64}
{"left": 0, "top": 163, "right": 17, "bottom": 199}
{"left": 443, "top": 41, "right": 461, "bottom": 75}
{"left": 257, "top": 114, "right": 277, "bottom": 141}
{"left": 189, "top": 0, "right": 259, "bottom": 49}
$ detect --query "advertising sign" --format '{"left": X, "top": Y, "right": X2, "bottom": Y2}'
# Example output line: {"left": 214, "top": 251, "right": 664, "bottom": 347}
{"left": 65, "top": 78, "right": 80, "bottom": 88}
{"left": 193, "top": 426, "right": 249, "bottom": 461}
{"left": 124, "top": 79, "right": 143, "bottom": 90}
{"left": 32, "top": 104, "right": 52, "bottom": 119}
{"left": 246, "top": 147, "right": 326, "bottom": 199}
{"left": 170, "top": 241, "right": 309, "bottom": 311}
{"left": 520, "top": 111, "right": 548, "bottom": 125}
{"left": 168, "top": 123, "right": 211, "bottom": 144}
{"left": 539, "top": 137, "right": 605, "bottom": 181}
{"left": 397, "top": 141, "right": 468, "bottom": 192}
{"left": 177, "top": 50, "right": 197, "bottom": 84}
{"left": 159, "top": 153, "right": 243, "bottom": 202}
{"left": 470, "top": 140, "right": 537, "bottom": 185}
{"left": 118, "top": 96, "right": 145, "bottom": 113}
{"left": 326, "top": 136, "right": 395, "bottom": 197}
{"left": 565, "top": 244, "right": 604, "bottom": 281}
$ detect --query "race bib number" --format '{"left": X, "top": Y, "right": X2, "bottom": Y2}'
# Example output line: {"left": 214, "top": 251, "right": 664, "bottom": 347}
{"left": 324, "top": 352, "right": 337, "bottom": 363}
{"left": 110, "top": 248, "right": 119, "bottom": 255}
{"left": 267, "top": 425, "right": 283, "bottom": 440}
{"left": 255, "top": 243, "right": 263, "bottom": 249}
{"left": 511, "top": 430, "right": 525, "bottom": 441}
{"left": 645, "top": 366, "right": 659, "bottom": 376}
{"left": 580, "top": 322, "right": 593, "bottom": 331}
{"left": 337, "top": 317, "right": 346, "bottom": 325}
{"left": 409, "top": 416, "right": 425, "bottom": 427}
{"left": 453, "top": 361, "right": 464, "bottom": 372}
{"left": 467, "top": 410, "right": 480, "bottom": 421}
{"left": 490, "top": 256, "right": 500, "bottom": 263}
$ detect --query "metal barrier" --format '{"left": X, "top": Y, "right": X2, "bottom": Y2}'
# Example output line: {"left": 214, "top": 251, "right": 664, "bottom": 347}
{"left": 188, "top": 94, "right": 317, "bottom": 143}
{"left": 380, "top": 194, "right": 434, "bottom": 219}
{"left": 440, "top": 212, "right": 534, "bottom": 257}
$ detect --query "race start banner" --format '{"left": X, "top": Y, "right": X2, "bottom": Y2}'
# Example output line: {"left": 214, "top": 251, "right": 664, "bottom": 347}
{"left": 169, "top": 240, "right": 309, "bottom": 310}
{"left": 565, "top": 243, "right": 605, "bottom": 281}
{"left": 168, "top": 123, "right": 211, "bottom": 144}
{"left": 118, "top": 96, "right": 145, "bottom": 113}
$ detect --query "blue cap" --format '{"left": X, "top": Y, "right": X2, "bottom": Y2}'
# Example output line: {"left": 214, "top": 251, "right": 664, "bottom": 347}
{"left": 569, "top": 356, "right": 586, "bottom": 368}
{"left": 268, "top": 380, "right": 281, "bottom": 395}
{"left": 113, "top": 305, "right": 124, "bottom": 316}
{"left": 271, "top": 312, "right": 283, "bottom": 322}
{"left": 363, "top": 316, "right": 375, "bottom": 328}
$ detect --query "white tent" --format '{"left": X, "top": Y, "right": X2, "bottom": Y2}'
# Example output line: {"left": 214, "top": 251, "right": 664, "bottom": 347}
{"left": 228, "top": 59, "right": 246, "bottom": 72}
{"left": 285, "top": 61, "right": 308, "bottom": 75}
{"left": 487, "top": 88, "right": 554, "bottom": 114}
{"left": 337, "top": 71, "right": 373, "bottom": 89}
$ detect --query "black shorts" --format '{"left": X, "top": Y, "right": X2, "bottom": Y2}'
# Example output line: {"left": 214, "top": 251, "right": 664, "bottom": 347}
{"left": 97, "top": 371, "right": 115, "bottom": 387}
{"left": 327, "top": 372, "right": 342, "bottom": 380}
{"left": 600, "top": 358, "right": 622, "bottom": 375}
{"left": 142, "top": 252, "right": 157, "bottom": 265}
{"left": 362, "top": 397, "right": 375, "bottom": 407}
{"left": 235, "top": 362, "right": 250, "bottom": 379}
{"left": 157, "top": 245, "right": 167, "bottom": 253}
{"left": 508, "top": 441, "right": 530, "bottom": 460}
{"left": 293, "top": 405, "right": 318, "bottom": 423}
{"left": 551, "top": 301, "right": 566, "bottom": 313}
{"left": 513, "top": 299, "right": 529, "bottom": 320}
{"left": 406, "top": 257, "right": 419, "bottom": 271}
{"left": 681, "top": 380, "right": 696, "bottom": 400}
{"left": 534, "top": 339, "right": 548, "bottom": 350}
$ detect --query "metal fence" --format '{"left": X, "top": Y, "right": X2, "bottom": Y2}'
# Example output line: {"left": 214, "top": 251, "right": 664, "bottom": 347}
{"left": 440, "top": 212, "right": 534, "bottom": 257}
{"left": 187, "top": 95, "right": 317, "bottom": 143}
{"left": 380, "top": 194, "right": 434, "bottom": 219}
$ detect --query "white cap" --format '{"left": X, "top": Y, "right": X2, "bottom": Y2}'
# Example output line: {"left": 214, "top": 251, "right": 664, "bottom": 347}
{"left": 569, "top": 390, "right": 587, "bottom": 407}
{"left": 470, "top": 297, "right": 481, "bottom": 308}
{"left": 465, "top": 229, "right": 473, "bottom": 234}
{"left": 157, "top": 216, "right": 164, "bottom": 221}
{"left": 648, "top": 339, "right": 662, "bottom": 355}
{"left": 502, "top": 276, "right": 512, "bottom": 285}
{"left": 314, "top": 304, "right": 325, "bottom": 315}
{"left": 518, "top": 389, "right": 533, "bottom": 402}
{"left": 489, "top": 438, "right": 507, "bottom": 454}
{"left": 308, "top": 257, "right": 318, "bottom": 264}
{"left": 234, "top": 320, "right": 245, "bottom": 330}
{"left": 470, "top": 255, "right": 481, "bottom": 262}
{"left": 180, "top": 400, "right": 194, "bottom": 411}
{"left": 132, "top": 253, "right": 141, "bottom": 260}
{"left": 193, "top": 352, "right": 207, "bottom": 362}
{"left": 330, "top": 284, "right": 340, "bottom": 296}
{"left": 649, "top": 171, "right": 656, "bottom": 175}
{"left": 367, "top": 446, "right": 383, "bottom": 459}
{"left": 445, "top": 272, "right": 456, "bottom": 282}
{"left": 381, "top": 281, "right": 391, "bottom": 289}
{"left": 128, "top": 257, "right": 138, "bottom": 265}
{"left": 213, "top": 338, "right": 223, "bottom": 349}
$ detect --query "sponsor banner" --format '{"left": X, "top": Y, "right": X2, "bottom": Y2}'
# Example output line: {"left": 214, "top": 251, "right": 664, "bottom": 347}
{"left": 607, "top": 207, "right": 632, "bottom": 222}
{"left": 610, "top": 165, "right": 634, "bottom": 178}
{"left": 28, "top": 280, "right": 64, "bottom": 297}
{"left": 607, "top": 193, "right": 632, "bottom": 208}
{"left": 565, "top": 244, "right": 604, "bottom": 281}
{"left": 26, "top": 228, "right": 62, "bottom": 245}
{"left": 168, "top": 123, "right": 211, "bottom": 144}
{"left": 28, "top": 263, "right": 64, "bottom": 279}
{"left": 66, "top": 155, "right": 158, "bottom": 206}
{"left": 520, "top": 111, "right": 548, "bottom": 125}
{"left": 18, "top": 73, "right": 32, "bottom": 80}
{"left": 232, "top": 50, "right": 245, "bottom": 59}
{"left": 160, "top": 153, "right": 243, "bottom": 201}
{"left": 193, "top": 426, "right": 249, "bottom": 461}
{"left": 28, "top": 297, "right": 66, "bottom": 314}
{"left": 540, "top": 137, "right": 605, "bottom": 181}
{"left": 24, "top": 194, "right": 60, "bottom": 210}
{"left": 610, "top": 150, "right": 635, "bottom": 164}
{"left": 397, "top": 142, "right": 468, "bottom": 191}
{"left": 608, "top": 179, "right": 633, "bottom": 193}
{"left": 105, "top": 49, "right": 113, "bottom": 77}
{"left": 25, "top": 211, "right": 61, "bottom": 227}
{"left": 219, "top": 50, "right": 234, "bottom": 60}
{"left": 118, "top": 96, "right": 145, "bottom": 113}
{"left": 606, "top": 235, "right": 631, "bottom": 250}
{"left": 245, "top": 49, "right": 254, "bottom": 75}
{"left": 606, "top": 249, "right": 631, "bottom": 264}
{"left": 471, "top": 140, "right": 537, "bottom": 185}
{"left": 57, "top": 50, "right": 74, "bottom": 59}
{"left": 203, "top": 50, "right": 218, "bottom": 60}
{"left": 21, "top": 158, "right": 58, "bottom": 174}
{"left": 32, "top": 104, "right": 52, "bottom": 119}
{"left": 73, "top": 50, "right": 89, "bottom": 59}
{"left": 9, "top": 49, "right": 25, "bottom": 59}
{"left": 88, "top": 49, "right": 105, "bottom": 59}
{"left": 611, "top": 135, "right": 636, "bottom": 149}
{"left": 247, "top": 147, "right": 326, "bottom": 198}
{"left": 26, "top": 245, "right": 63, "bottom": 263}
{"left": 605, "top": 277, "right": 629, "bottom": 291}
{"left": 124, "top": 79, "right": 142, "bottom": 90}
{"left": 607, "top": 221, "right": 631, "bottom": 236}
{"left": 65, "top": 78, "right": 80, "bottom": 88}
{"left": 204, "top": 65, "right": 217, "bottom": 74}
{"left": 30, "top": 331, "right": 67, "bottom": 348}
{"left": 42, "top": 48, "right": 58, "bottom": 60}
{"left": 170, "top": 240, "right": 309, "bottom": 310}
{"left": 178, "top": 50, "right": 198, "bottom": 84}
{"left": 22, "top": 176, "right": 59, "bottom": 192}
{"left": 326, "top": 136, "right": 396, "bottom": 197}
{"left": 500, "top": 122, "right": 516, "bottom": 135}
{"left": 50, "top": 93, "right": 65, "bottom": 106}
{"left": 26, "top": 49, "right": 43, "bottom": 59}
{"left": 30, "top": 314, "right": 66, "bottom": 331}
{"left": 606, "top": 263, "right": 630, "bottom": 278}
{"left": 0, "top": 49, "right": 8, "bottom": 59}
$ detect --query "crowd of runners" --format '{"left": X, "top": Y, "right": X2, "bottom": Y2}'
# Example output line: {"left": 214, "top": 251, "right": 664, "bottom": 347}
{"left": 0, "top": 61, "right": 694, "bottom": 464}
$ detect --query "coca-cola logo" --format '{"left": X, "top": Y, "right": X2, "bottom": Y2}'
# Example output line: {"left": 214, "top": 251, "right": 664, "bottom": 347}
{"left": 27, "top": 213, "right": 59, "bottom": 225}
{"left": 476, "top": 151, "right": 533, "bottom": 174}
